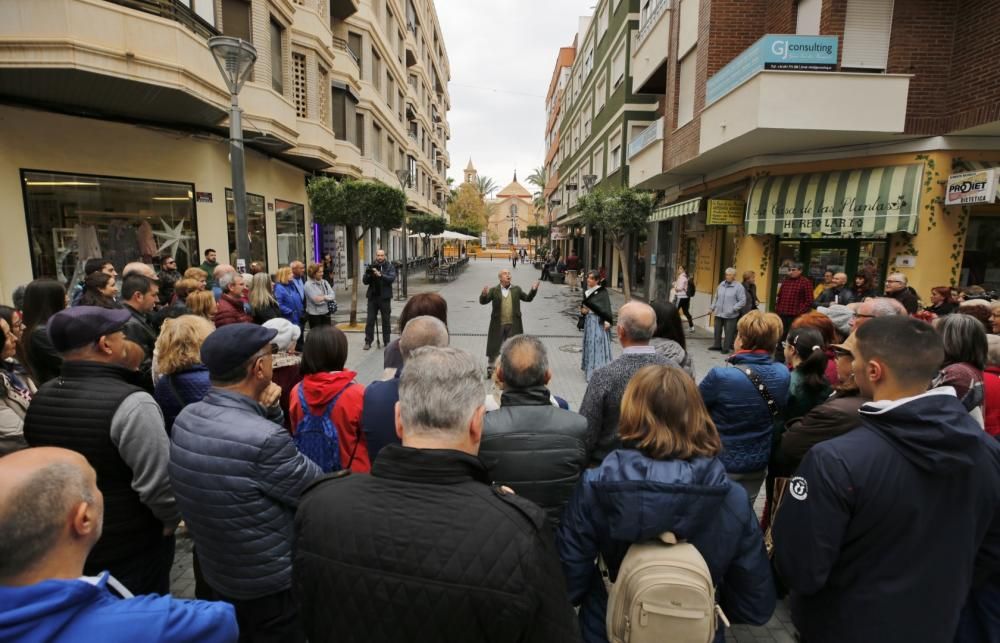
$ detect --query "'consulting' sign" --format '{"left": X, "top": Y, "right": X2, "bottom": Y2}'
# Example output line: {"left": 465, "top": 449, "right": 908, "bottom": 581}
{"left": 706, "top": 35, "right": 839, "bottom": 105}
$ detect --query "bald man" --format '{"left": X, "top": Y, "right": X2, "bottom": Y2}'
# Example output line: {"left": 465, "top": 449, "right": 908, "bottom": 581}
{"left": 480, "top": 269, "right": 539, "bottom": 377}
{"left": 0, "top": 447, "right": 237, "bottom": 642}
{"left": 579, "top": 301, "right": 675, "bottom": 465}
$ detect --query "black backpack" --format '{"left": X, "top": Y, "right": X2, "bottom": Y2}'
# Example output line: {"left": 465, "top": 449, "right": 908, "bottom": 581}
{"left": 686, "top": 277, "right": 696, "bottom": 298}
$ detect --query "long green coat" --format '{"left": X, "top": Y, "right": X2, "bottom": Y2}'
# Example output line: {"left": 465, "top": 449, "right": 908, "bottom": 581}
{"left": 480, "top": 284, "right": 537, "bottom": 359}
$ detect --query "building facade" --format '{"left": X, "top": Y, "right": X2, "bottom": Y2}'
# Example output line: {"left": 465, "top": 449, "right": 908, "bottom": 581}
{"left": 549, "top": 0, "right": 658, "bottom": 296}
{"left": 0, "top": 0, "right": 451, "bottom": 300}
{"left": 618, "top": 0, "right": 1000, "bottom": 316}
{"left": 542, "top": 45, "right": 575, "bottom": 232}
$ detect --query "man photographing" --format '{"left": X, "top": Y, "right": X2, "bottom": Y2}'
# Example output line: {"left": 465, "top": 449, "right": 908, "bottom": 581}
{"left": 363, "top": 249, "right": 397, "bottom": 350}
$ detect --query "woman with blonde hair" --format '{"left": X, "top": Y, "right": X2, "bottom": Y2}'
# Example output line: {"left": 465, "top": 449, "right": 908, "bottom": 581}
{"left": 698, "top": 310, "right": 790, "bottom": 505}
{"left": 558, "top": 365, "right": 775, "bottom": 641}
{"left": 304, "top": 262, "right": 336, "bottom": 328}
{"left": 274, "top": 265, "right": 303, "bottom": 328}
{"left": 248, "top": 272, "right": 280, "bottom": 325}
{"left": 186, "top": 290, "right": 217, "bottom": 322}
{"left": 153, "top": 315, "right": 214, "bottom": 433}
{"left": 182, "top": 267, "right": 208, "bottom": 291}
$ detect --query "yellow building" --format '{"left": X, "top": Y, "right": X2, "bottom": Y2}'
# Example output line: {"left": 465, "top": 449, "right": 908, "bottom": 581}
{"left": 0, "top": 0, "right": 452, "bottom": 300}
{"left": 483, "top": 169, "right": 541, "bottom": 248}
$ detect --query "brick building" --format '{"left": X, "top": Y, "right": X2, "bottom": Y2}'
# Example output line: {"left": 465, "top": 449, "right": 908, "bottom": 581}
{"left": 554, "top": 0, "right": 1000, "bottom": 312}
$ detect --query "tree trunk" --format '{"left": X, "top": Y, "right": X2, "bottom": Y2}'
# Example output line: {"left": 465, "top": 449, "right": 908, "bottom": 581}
{"left": 615, "top": 239, "right": 632, "bottom": 299}
{"left": 349, "top": 227, "right": 360, "bottom": 326}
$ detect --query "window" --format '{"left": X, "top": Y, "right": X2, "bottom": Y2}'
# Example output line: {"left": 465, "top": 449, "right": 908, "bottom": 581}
{"left": 407, "top": 156, "right": 417, "bottom": 185}
{"left": 185, "top": 0, "right": 215, "bottom": 25}
{"left": 270, "top": 19, "right": 284, "bottom": 94}
{"left": 608, "top": 128, "right": 622, "bottom": 172}
{"left": 355, "top": 113, "right": 365, "bottom": 153}
{"left": 677, "top": 0, "right": 698, "bottom": 58}
{"left": 221, "top": 0, "right": 251, "bottom": 41}
{"left": 347, "top": 32, "right": 363, "bottom": 65}
{"left": 842, "top": 0, "right": 894, "bottom": 70}
{"left": 226, "top": 189, "right": 267, "bottom": 269}
{"left": 372, "top": 50, "right": 382, "bottom": 91}
{"left": 275, "top": 200, "right": 305, "bottom": 266}
{"left": 292, "top": 52, "right": 307, "bottom": 117}
{"left": 372, "top": 122, "right": 383, "bottom": 162}
{"left": 332, "top": 83, "right": 358, "bottom": 141}
{"left": 612, "top": 45, "right": 626, "bottom": 87}
{"left": 593, "top": 147, "right": 604, "bottom": 180}
{"left": 795, "top": 0, "right": 821, "bottom": 35}
{"left": 677, "top": 50, "right": 696, "bottom": 127}
{"left": 595, "top": 73, "right": 607, "bottom": 112}
{"left": 598, "top": 2, "right": 609, "bottom": 42}
{"left": 22, "top": 171, "right": 198, "bottom": 283}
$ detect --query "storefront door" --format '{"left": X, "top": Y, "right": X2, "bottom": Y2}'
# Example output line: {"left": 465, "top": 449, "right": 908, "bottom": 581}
{"left": 768, "top": 240, "right": 888, "bottom": 307}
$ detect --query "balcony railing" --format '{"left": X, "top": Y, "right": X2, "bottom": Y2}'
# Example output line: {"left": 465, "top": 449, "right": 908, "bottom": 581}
{"left": 105, "top": 0, "right": 219, "bottom": 39}
{"left": 636, "top": 0, "right": 670, "bottom": 48}
{"left": 332, "top": 36, "right": 361, "bottom": 66}
{"left": 627, "top": 118, "right": 664, "bottom": 159}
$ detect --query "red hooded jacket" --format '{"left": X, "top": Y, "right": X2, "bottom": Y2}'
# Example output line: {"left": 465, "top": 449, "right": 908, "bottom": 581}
{"left": 289, "top": 370, "right": 370, "bottom": 473}
{"left": 985, "top": 365, "right": 1000, "bottom": 437}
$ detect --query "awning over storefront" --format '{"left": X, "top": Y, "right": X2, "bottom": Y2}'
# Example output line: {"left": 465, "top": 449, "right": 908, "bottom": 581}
{"left": 650, "top": 197, "right": 701, "bottom": 223}
{"left": 746, "top": 165, "right": 923, "bottom": 238}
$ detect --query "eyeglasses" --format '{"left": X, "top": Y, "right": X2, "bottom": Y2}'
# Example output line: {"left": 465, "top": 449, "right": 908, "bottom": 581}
{"left": 886, "top": 279, "right": 904, "bottom": 284}
{"left": 832, "top": 347, "right": 853, "bottom": 358}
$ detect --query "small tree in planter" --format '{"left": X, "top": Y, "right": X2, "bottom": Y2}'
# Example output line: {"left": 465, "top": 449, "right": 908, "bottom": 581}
{"left": 308, "top": 177, "right": 405, "bottom": 326}
{"left": 525, "top": 225, "right": 549, "bottom": 256}
{"left": 408, "top": 213, "right": 446, "bottom": 258}
{"left": 577, "top": 187, "right": 655, "bottom": 299}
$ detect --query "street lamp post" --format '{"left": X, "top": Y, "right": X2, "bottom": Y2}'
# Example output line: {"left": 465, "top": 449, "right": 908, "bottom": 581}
{"left": 581, "top": 174, "right": 598, "bottom": 259}
{"left": 394, "top": 169, "right": 410, "bottom": 299}
{"left": 208, "top": 36, "right": 257, "bottom": 270}
{"left": 509, "top": 203, "right": 518, "bottom": 247}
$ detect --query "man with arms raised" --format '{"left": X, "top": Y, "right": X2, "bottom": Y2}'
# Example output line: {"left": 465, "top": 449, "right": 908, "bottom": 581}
{"left": 480, "top": 268, "right": 539, "bottom": 378}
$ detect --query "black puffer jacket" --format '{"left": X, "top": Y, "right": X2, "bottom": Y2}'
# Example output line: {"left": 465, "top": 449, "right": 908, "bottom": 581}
{"left": 293, "top": 445, "right": 581, "bottom": 643}
{"left": 480, "top": 386, "right": 589, "bottom": 524}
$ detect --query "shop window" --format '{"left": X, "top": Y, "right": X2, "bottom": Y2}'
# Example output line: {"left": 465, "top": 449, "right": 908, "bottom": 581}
{"left": 226, "top": 189, "right": 267, "bottom": 269}
{"left": 21, "top": 170, "right": 197, "bottom": 285}
{"left": 221, "top": 0, "right": 251, "bottom": 41}
{"left": 270, "top": 19, "right": 285, "bottom": 94}
{"left": 961, "top": 217, "right": 1000, "bottom": 292}
{"left": 275, "top": 199, "right": 306, "bottom": 267}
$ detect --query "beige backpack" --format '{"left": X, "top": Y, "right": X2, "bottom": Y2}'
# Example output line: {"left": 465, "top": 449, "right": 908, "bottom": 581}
{"left": 600, "top": 532, "right": 729, "bottom": 643}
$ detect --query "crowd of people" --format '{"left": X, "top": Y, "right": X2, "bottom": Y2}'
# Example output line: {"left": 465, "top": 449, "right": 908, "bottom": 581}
{"left": 1, "top": 249, "right": 1000, "bottom": 643}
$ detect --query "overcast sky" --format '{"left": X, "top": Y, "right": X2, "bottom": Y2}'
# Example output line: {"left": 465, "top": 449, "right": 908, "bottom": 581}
{"left": 436, "top": 0, "right": 594, "bottom": 190}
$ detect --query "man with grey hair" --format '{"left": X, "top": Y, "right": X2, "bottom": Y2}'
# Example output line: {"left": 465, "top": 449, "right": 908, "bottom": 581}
{"left": 580, "top": 301, "right": 674, "bottom": 465}
{"left": 362, "top": 316, "right": 449, "bottom": 460}
{"left": 0, "top": 447, "right": 238, "bottom": 642}
{"left": 850, "top": 296, "right": 906, "bottom": 330}
{"left": 213, "top": 271, "right": 251, "bottom": 327}
{"left": 884, "top": 271, "right": 919, "bottom": 313}
{"left": 480, "top": 335, "right": 589, "bottom": 525}
{"left": 709, "top": 267, "right": 746, "bottom": 354}
{"left": 294, "top": 346, "right": 579, "bottom": 642}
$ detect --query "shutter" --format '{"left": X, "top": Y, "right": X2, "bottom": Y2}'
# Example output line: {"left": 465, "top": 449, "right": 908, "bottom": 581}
{"left": 795, "top": 0, "right": 821, "bottom": 35}
{"left": 842, "top": 0, "right": 894, "bottom": 70}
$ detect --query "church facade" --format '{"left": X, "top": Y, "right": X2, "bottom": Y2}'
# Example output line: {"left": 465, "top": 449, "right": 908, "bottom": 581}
{"left": 464, "top": 160, "right": 541, "bottom": 247}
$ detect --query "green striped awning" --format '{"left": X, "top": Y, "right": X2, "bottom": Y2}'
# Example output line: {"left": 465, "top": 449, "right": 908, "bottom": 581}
{"left": 650, "top": 197, "right": 701, "bottom": 223}
{"left": 746, "top": 165, "right": 923, "bottom": 238}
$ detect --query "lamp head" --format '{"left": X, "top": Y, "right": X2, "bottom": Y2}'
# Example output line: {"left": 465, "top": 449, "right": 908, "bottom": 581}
{"left": 208, "top": 36, "right": 258, "bottom": 95}
{"left": 396, "top": 169, "right": 411, "bottom": 188}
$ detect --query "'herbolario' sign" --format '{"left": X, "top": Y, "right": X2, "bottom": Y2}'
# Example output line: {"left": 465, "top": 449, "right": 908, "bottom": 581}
{"left": 946, "top": 169, "right": 998, "bottom": 205}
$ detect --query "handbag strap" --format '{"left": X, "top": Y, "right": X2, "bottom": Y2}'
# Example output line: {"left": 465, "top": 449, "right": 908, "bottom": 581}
{"left": 730, "top": 364, "right": 781, "bottom": 419}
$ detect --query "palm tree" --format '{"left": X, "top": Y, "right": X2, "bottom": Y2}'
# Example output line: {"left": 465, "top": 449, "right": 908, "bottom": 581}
{"left": 526, "top": 166, "right": 548, "bottom": 193}
{"left": 475, "top": 175, "right": 499, "bottom": 199}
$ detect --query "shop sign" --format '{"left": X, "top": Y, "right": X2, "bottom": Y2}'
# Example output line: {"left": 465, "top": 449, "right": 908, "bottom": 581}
{"left": 946, "top": 169, "right": 998, "bottom": 205}
{"left": 707, "top": 35, "right": 839, "bottom": 105}
{"left": 551, "top": 226, "right": 568, "bottom": 240}
{"left": 196, "top": 191, "right": 213, "bottom": 203}
{"left": 706, "top": 199, "right": 746, "bottom": 225}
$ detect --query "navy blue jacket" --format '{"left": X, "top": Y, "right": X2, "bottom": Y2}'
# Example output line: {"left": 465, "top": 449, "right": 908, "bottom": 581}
{"left": 699, "top": 351, "right": 790, "bottom": 473}
{"left": 557, "top": 449, "right": 775, "bottom": 642}
{"left": 361, "top": 370, "right": 401, "bottom": 460}
{"left": 773, "top": 388, "right": 1000, "bottom": 643}
{"left": 153, "top": 366, "right": 210, "bottom": 434}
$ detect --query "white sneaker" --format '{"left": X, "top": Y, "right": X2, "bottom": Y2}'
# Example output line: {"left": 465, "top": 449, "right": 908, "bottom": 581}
{"left": 688, "top": 326, "right": 695, "bottom": 333}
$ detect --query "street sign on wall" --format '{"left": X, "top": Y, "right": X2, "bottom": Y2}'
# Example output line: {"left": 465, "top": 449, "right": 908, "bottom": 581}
{"left": 946, "top": 169, "right": 998, "bottom": 205}
{"left": 706, "top": 199, "right": 746, "bottom": 225}
{"left": 707, "top": 35, "right": 839, "bottom": 105}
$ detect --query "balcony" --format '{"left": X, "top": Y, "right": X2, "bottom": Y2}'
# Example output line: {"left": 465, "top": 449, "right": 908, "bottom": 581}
{"left": 698, "top": 71, "right": 910, "bottom": 161}
{"left": 627, "top": 118, "right": 665, "bottom": 188}
{"left": 632, "top": 0, "right": 670, "bottom": 94}
{"left": 0, "top": 0, "right": 228, "bottom": 128}
{"left": 329, "top": 0, "right": 359, "bottom": 20}
{"left": 284, "top": 119, "right": 337, "bottom": 170}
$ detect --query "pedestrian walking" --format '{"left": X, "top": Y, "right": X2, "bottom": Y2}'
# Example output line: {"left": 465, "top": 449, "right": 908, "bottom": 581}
{"left": 580, "top": 270, "right": 613, "bottom": 382}
{"left": 708, "top": 268, "right": 746, "bottom": 354}
{"left": 672, "top": 266, "right": 695, "bottom": 331}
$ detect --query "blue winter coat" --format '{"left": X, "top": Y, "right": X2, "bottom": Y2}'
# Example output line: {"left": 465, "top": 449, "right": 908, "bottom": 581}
{"left": 557, "top": 449, "right": 775, "bottom": 643}
{"left": 0, "top": 572, "right": 237, "bottom": 643}
{"left": 699, "top": 351, "right": 790, "bottom": 473}
{"left": 773, "top": 388, "right": 1000, "bottom": 643}
{"left": 275, "top": 282, "right": 303, "bottom": 326}
{"left": 153, "top": 365, "right": 210, "bottom": 434}
{"left": 361, "top": 369, "right": 401, "bottom": 461}
{"left": 170, "top": 389, "right": 323, "bottom": 600}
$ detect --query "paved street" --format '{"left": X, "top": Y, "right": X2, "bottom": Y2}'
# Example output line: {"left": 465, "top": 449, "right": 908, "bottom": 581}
{"left": 169, "top": 259, "right": 796, "bottom": 641}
